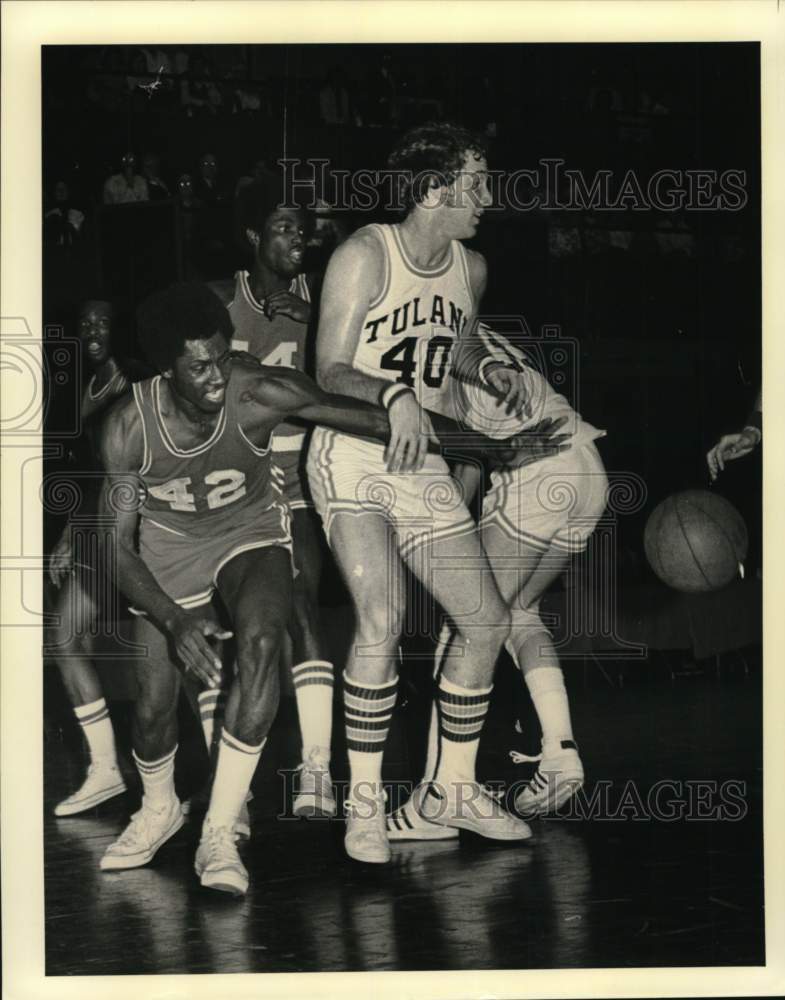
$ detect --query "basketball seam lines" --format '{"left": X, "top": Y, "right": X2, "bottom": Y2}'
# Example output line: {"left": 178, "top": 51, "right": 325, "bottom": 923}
{"left": 673, "top": 498, "right": 713, "bottom": 589}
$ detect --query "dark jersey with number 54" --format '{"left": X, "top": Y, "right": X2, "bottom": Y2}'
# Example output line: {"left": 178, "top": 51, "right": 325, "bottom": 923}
{"left": 131, "top": 373, "right": 282, "bottom": 540}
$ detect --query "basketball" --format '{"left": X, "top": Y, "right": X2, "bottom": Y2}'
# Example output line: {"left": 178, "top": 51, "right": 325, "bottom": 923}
{"left": 644, "top": 490, "right": 748, "bottom": 593}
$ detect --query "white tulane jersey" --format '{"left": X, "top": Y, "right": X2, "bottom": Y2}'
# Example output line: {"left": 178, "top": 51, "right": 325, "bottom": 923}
{"left": 353, "top": 223, "right": 475, "bottom": 418}
{"left": 454, "top": 323, "right": 605, "bottom": 451}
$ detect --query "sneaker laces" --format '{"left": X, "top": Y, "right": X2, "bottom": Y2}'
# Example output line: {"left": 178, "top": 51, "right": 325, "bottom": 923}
{"left": 204, "top": 823, "right": 240, "bottom": 860}
{"left": 509, "top": 750, "right": 543, "bottom": 764}
{"left": 114, "top": 807, "right": 157, "bottom": 847}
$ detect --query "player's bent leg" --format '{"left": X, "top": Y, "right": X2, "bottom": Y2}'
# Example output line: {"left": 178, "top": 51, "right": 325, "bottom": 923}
{"left": 288, "top": 508, "right": 336, "bottom": 818}
{"left": 482, "top": 521, "right": 584, "bottom": 818}
{"left": 403, "top": 527, "right": 531, "bottom": 842}
{"left": 386, "top": 621, "right": 458, "bottom": 841}
{"left": 50, "top": 575, "right": 127, "bottom": 816}
{"left": 328, "top": 511, "right": 407, "bottom": 864}
{"left": 194, "top": 545, "right": 291, "bottom": 895}
{"left": 101, "top": 614, "right": 184, "bottom": 871}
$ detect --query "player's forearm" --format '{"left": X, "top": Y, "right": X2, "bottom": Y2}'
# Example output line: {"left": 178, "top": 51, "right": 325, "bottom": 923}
{"left": 303, "top": 392, "right": 391, "bottom": 443}
{"left": 317, "top": 361, "right": 393, "bottom": 406}
{"left": 427, "top": 409, "right": 510, "bottom": 455}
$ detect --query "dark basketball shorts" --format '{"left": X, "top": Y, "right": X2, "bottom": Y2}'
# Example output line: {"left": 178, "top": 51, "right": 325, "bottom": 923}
{"left": 130, "top": 499, "right": 293, "bottom": 614}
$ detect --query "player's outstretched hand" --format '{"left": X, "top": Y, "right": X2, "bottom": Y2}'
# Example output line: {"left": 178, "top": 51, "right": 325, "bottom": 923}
{"left": 169, "top": 612, "right": 232, "bottom": 688}
{"left": 48, "top": 529, "right": 73, "bottom": 588}
{"left": 706, "top": 429, "right": 761, "bottom": 481}
{"left": 384, "top": 391, "right": 438, "bottom": 473}
{"left": 493, "top": 415, "right": 572, "bottom": 469}
{"left": 264, "top": 290, "right": 310, "bottom": 324}
{"left": 485, "top": 365, "right": 532, "bottom": 418}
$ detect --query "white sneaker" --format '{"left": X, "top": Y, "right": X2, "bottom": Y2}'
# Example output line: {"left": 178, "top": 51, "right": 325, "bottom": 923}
{"left": 344, "top": 789, "right": 390, "bottom": 864}
{"left": 386, "top": 783, "right": 459, "bottom": 842}
{"left": 194, "top": 819, "right": 248, "bottom": 896}
{"left": 54, "top": 762, "right": 126, "bottom": 817}
{"left": 418, "top": 779, "right": 533, "bottom": 841}
{"left": 512, "top": 740, "right": 584, "bottom": 817}
{"left": 100, "top": 798, "right": 184, "bottom": 870}
{"left": 293, "top": 748, "right": 336, "bottom": 818}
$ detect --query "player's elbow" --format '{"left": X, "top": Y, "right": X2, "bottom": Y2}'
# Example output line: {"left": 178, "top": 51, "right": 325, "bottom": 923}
{"left": 316, "top": 359, "right": 347, "bottom": 394}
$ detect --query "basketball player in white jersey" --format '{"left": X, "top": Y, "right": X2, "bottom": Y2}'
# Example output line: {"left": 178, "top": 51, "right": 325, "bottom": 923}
{"left": 210, "top": 180, "right": 335, "bottom": 819}
{"left": 387, "top": 322, "right": 609, "bottom": 839}
{"left": 309, "top": 122, "right": 534, "bottom": 863}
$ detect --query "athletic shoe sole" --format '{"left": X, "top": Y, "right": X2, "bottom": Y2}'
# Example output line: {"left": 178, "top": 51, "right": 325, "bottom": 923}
{"left": 99, "top": 810, "right": 185, "bottom": 871}
{"left": 428, "top": 815, "right": 533, "bottom": 841}
{"left": 194, "top": 861, "right": 248, "bottom": 896}
{"left": 293, "top": 794, "right": 337, "bottom": 818}
{"left": 54, "top": 780, "right": 127, "bottom": 817}
{"left": 344, "top": 840, "right": 392, "bottom": 864}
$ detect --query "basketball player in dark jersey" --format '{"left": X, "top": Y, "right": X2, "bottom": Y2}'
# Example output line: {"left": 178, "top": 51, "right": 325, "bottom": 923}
{"left": 47, "top": 299, "right": 145, "bottom": 816}
{"left": 97, "top": 281, "right": 546, "bottom": 895}
{"left": 209, "top": 180, "right": 336, "bottom": 819}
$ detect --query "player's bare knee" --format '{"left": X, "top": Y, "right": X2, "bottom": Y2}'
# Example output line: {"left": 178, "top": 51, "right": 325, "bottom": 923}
{"left": 353, "top": 597, "right": 405, "bottom": 648}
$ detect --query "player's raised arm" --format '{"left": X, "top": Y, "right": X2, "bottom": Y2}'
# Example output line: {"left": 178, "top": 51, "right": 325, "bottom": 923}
{"left": 98, "top": 398, "right": 224, "bottom": 687}
{"left": 316, "top": 232, "right": 435, "bottom": 473}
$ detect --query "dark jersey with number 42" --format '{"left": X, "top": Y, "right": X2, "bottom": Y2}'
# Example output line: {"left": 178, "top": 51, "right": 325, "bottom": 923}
{"left": 132, "top": 372, "right": 282, "bottom": 540}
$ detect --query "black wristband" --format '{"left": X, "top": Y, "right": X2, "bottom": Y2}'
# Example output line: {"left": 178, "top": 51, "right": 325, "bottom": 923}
{"left": 381, "top": 383, "right": 414, "bottom": 410}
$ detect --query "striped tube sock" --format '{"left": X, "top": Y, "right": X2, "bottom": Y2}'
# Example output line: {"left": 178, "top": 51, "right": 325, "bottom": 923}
{"left": 343, "top": 672, "right": 398, "bottom": 795}
{"left": 525, "top": 666, "right": 574, "bottom": 755}
{"left": 292, "top": 659, "right": 334, "bottom": 759}
{"left": 197, "top": 688, "right": 226, "bottom": 755}
{"left": 133, "top": 745, "right": 178, "bottom": 808}
{"left": 206, "top": 728, "right": 265, "bottom": 831}
{"left": 74, "top": 697, "right": 117, "bottom": 765}
{"left": 434, "top": 674, "right": 493, "bottom": 785}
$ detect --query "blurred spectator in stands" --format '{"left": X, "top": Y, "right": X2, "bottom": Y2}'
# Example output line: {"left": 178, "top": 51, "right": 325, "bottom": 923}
{"left": 319, "top": 67, "right": 351, "bottom": 125}
{"left": 102, "top": 153, "right": 149, "bottom": 205}
{"left": 194, "top": 152, "right": 228, "bottom": 205}
{"left": 44, "top": 179, "right": 86, "bottom": 249}
{"left": 364, "top": 50, "right": 400, "bottom": 127}
{"left": 141, "top": 152, "right": 171, "bottom": 201}
{"left": 305, "top": 199, "right": 353, "bottom": 275}
{"left": 175, "top": 173, "right": 200, "bottom": 278}
{"left": 235, "top": 156, "right": 279, "bottom": 196}
{"left": 44, "top": 179, "right": 91, "bottom": 316}
{"left": 194, "top": 153, "right": 232, "bottom": 276}
{"left": 86, "top": 46, "right": 129, "bottom": 112}
{"left": 180, "top": 51, "right": 222, "bottom": 116}
{"left": 233, "top": 81, "right": 264, "bottom": 114}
